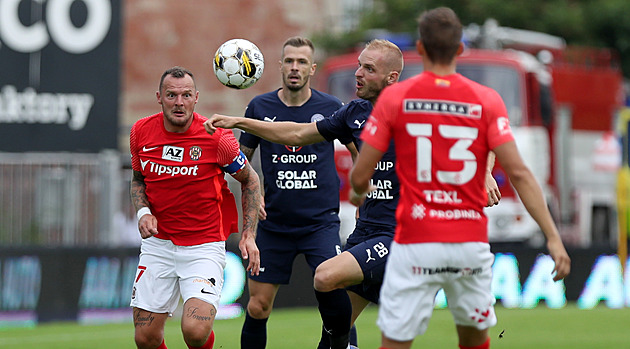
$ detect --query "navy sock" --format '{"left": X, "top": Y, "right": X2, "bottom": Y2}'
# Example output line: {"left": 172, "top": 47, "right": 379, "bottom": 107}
{"left": 319, "top": 324, "right": 357, "bottom": 348}
{"left": 240, "top": 312, "right": 268, "bottom": 349}
{"left": 315, "top": 289, "right": 352, "bottom": 349}
{"left": 350, "top": 324, "right": 358, "bottom": 347}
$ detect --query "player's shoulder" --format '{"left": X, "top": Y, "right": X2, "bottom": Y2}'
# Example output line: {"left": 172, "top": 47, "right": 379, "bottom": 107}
{"left": 334, "top": 98, "right": 371, "bottom": 117}
{"left": 192, "top": 113, "right": 219, "bottom": 134}
{"left": 131, "top": 112, "right": 161, "bottom": 130}
{"left": 245, "top": 90, "right": 281, "bottom": 118}
{"left": 377, "top": 79, "right": 412, "bottom": 104}
{"left": 193, "top": 113, "right": 233, "bottom": 137}
{"left": 346, "top": 98, "right": 372, "bottom": 111}
{"left": 193, "top": 112, "right": 208, "bottom": 123}
{"left": 457, "top": 74, "right": 502, "bottom": 99}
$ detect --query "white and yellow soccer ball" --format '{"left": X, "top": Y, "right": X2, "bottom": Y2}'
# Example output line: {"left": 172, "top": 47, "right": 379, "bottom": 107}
{"left": 213, "top": 39, "right": 264, "bottom": 89}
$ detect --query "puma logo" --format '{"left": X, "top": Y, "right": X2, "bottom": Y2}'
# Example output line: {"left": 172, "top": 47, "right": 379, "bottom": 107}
{"left": 354, "top": 119, "right": 366, "bottom": 128}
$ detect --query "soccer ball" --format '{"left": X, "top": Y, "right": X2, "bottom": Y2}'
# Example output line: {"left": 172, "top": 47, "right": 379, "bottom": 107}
{"left": 213, "top": 39, "right": 264, "bottom": 89}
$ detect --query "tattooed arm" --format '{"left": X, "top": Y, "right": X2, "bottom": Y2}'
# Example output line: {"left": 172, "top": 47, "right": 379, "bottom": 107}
{"left": 130, "top": 170, "right": 158, "bottom": 238}
{"left": 240, "top": 144, "right": 256, "bottom": 162}
{"left": 230, "top": 162, "right": 261, "bottom": 276}
{"left": 240, "top": 144, "right": 267, "bottom": 221}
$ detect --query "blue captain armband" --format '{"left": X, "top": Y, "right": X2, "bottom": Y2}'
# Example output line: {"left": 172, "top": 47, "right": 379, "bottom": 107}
{"left": 222, "top": 150, "right": 247, "bottom": 175}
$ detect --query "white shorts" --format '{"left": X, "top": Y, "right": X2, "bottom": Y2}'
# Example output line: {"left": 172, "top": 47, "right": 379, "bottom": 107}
{"left": 130, "top": 237, "right": 226, "bottom": 314}
{"left": 377, "top": 242, "right": 496, "bottom": 341}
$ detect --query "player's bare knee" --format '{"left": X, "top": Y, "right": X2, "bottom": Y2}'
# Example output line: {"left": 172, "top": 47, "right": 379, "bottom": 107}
{"left": 182, "top": 326, "right": 212, "bottom": 348}
{"left": 134, "top": 332, "right": 163, "bottom": 349}
{"left": 247, "top": 298, "right": 273, "bottom": 318}
{"left": 313, "top": 266, "right": 336, "bottom": 292}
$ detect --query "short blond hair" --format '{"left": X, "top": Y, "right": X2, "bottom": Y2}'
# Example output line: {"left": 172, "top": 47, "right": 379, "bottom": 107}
{"left": 365, "top": 39, "right": 404, "bottom": 74}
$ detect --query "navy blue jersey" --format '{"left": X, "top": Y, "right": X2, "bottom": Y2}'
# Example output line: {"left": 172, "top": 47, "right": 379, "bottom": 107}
{"left": 240, "top": 89, "right": 343, "bottom": 232}
{"left": 316, "top": 99, "right": 399, "bottom": 230}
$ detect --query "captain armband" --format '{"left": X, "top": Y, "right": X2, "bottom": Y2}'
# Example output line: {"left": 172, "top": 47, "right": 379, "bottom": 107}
{"left": 222, "top": 150, "right": 247, "bottom": 175}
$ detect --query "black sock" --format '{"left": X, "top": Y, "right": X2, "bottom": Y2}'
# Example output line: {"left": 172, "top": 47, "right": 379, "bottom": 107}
{"left": 317, "top": 325, "right": 330, "bottom": 349}
{"left": 320, "top": 324, "right": 357, "bottom": 348}
{"left": 315, "top": 289, "right": 352, "bottom": 349}
{"left": 240, "top": 312, "right": 268, "bottom": 349}
{"left": 319, "top": 323, "right": 358, "bottom": 348}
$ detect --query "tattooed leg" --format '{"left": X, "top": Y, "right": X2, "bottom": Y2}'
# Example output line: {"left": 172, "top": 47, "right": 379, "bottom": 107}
{"left": 132, "top": 307, "right": 169, "bottom": 349}
{"left": 181, "top": 298, "right": 217, "bottom": 348}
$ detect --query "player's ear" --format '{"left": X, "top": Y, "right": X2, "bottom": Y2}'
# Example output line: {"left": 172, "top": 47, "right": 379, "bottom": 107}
{"left": 387, "top": 71, "right": 399, "bottom": 85}
{"left": 416, "top": 40, "right": 425, "bottom": 56}
{"left": 456, "top": 42, "right": 464, "bottom": 56}
{"left": 310, "top": 62, "right": 317, "bottom": 76}
{"left": 156, "top": 91, "right": 162, "bottom": 105}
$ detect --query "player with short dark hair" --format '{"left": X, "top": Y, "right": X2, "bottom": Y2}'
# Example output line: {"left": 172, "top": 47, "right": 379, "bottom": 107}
{"left": 349, "top": 7, "right": 571, "bottom": 349}
{"left": 230, "top": 37, "right": 352, "bottom": 349}
{"left": 129, "top": 66, "right": 261, "bottom": 349}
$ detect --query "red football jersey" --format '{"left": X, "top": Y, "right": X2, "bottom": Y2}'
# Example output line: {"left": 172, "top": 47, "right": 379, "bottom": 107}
{"left": 362, "top": 71, "right": 514, "bottom": 244}
{"left": 130, "top": 112, "right": 243, "bottom": 245}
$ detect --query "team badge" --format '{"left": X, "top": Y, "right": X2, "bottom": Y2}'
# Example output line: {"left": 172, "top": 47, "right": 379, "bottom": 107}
{"left": 311, "top": 113, "right": 324, "bottom": 123}
{"left": 189, "top": 146, "right": 202, "bottom": 161}
{"left": 285, "top": 145, "right": 302, "bottom": 152}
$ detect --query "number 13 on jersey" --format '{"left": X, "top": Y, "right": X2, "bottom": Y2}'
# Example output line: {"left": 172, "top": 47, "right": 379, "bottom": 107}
{"left": 406, "top": 123, "right": 478, "bottom": 185}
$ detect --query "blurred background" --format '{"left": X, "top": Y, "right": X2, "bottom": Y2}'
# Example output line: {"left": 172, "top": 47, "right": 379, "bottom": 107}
{"left": 1, "top": 0, "right": 629, "bottom": 327}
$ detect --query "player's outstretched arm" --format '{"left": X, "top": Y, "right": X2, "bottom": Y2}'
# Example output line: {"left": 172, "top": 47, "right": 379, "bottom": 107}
{"left": 493, "top": 141, "right": 571, "bottom": 281}
{"left": 204, "top": 114, "right": 326, "bottom": 145}
{"left": 231, "top": 162, "right": 261, "bottom": 276}
{"left": 130, "top": 170, "right": 158, "bottom": 238}
{"left": 349, "top": 143, "right": 382, "bottom": 207}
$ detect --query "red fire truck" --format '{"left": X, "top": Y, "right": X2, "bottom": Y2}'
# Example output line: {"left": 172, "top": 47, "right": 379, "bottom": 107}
{"left": 322, "top": 20, "right": 625, "bottom": 246}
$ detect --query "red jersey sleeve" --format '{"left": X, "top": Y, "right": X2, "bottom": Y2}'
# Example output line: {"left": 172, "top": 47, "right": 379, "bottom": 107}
{"left": 130, "top": 122, "right": 140, "bottom": 171}
{"left": 215, "top": 129, "right": 243, "bottom": 236}
{"left": 217, "top": 129, "right": 247, "bottom": 175}
{"left": 484, "top": 89, "right": 515, "bottom": 149}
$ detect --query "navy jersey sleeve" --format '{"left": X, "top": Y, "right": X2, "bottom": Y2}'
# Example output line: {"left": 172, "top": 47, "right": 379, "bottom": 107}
{"left": 316, "top": 99, "right": 372, "bottom": 146}
{"left": 238, "top": 96, "right": 265, "bottom": 149}
{"left": 317, "top": 104, "right": 353, "bottom": 144}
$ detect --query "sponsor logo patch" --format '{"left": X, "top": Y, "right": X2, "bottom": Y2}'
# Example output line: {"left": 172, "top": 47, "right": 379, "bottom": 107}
{"left": 162, "top": 145, "right": 184, "bottom": 162}
{"left": 404, "top": 99, "right": 482, "bottom": 119}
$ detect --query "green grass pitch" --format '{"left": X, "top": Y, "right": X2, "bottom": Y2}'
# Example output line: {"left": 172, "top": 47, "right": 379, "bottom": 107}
{"left": 0, "top": 304, "right": 628, "bottom": 348}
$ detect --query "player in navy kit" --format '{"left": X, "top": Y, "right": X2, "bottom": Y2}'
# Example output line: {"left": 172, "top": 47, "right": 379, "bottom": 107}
{"left": 229, "top": 37, "right": 352, "bottom": 349}
{"left": 205, "top": 39, "right": 501, "bottom": 348}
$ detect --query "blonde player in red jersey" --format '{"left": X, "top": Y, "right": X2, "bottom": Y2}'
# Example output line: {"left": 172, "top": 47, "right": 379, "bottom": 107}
{"left": 349, "top": 7, "right": 571, "bottom": 349}
{"left": 129, "top": 66, "right": 261, "bottom": 349}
